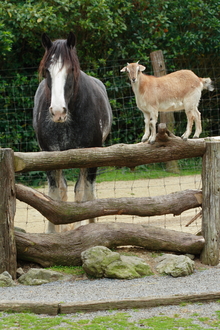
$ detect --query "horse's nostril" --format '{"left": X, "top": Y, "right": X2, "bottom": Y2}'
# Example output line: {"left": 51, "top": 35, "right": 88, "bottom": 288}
{"left": 63, "top": 107, "right": 67, "bottom": 114}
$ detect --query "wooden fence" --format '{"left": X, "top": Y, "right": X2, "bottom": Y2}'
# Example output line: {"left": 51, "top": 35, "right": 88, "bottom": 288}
{"left": 1, "top": 125, "right": 220, "bottom": 279}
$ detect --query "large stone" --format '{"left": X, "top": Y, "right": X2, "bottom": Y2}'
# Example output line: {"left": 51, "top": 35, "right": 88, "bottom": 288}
{"left": 81, "top": 246, "right": 153, "bottom": 279}
{"left": 105, "top": 255, "right": 153, "bottom": 279}
{"left": 18, "top": 268, "right": 73, "bottom": 286}
{"left": 0, "top": 271, "right": 16, "bottom": 287}
{"left": 156, "top": 254, "right": 195, "bottom": 277}
{"left": 81, "top": 246, "right": 120, "bottom": 278}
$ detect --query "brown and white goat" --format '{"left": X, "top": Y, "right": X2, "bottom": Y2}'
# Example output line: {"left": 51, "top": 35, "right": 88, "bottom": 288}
{"left": 121, "top": 62, "right": 214, "bottom": 144}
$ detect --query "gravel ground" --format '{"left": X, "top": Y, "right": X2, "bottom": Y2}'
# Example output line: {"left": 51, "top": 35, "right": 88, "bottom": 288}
{"left": 1, "top": 267, "right": 220, "bottom": 303}
{"left": 1, "top": 266, "right": 220, "bottom": 322}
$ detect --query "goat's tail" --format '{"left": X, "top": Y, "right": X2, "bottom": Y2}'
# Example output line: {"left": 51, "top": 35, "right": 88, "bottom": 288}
{"left": 201, "top": 77, "right": 214, "bottom": 91}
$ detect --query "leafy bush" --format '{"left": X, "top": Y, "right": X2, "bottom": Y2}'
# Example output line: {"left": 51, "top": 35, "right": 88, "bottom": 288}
{"left": 0, "top": 73, "right": 39, "bottom": 151}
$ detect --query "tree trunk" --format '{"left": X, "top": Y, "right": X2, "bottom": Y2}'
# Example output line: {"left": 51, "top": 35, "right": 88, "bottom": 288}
{"left": 15, "top": 184, "right": 202, "bottom": 224}
{"left": 14, "top": 125, "right": 206, "bottom": 173}
{"left": 15, "top": 222, "right": 205, "bottom": 267}
{"left": 0, "top": 149, "right": 17, "bottom": 279}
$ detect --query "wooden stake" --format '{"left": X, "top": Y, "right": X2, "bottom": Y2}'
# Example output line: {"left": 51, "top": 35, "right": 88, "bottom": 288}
{"left": 150, "top": 50, "right": 179, "bottom": 173}
{"left": 0, "top": 149, "right": 17, "bottom": 278}
{"left": 201, "top": 138, "right": 220, "bottom": 265}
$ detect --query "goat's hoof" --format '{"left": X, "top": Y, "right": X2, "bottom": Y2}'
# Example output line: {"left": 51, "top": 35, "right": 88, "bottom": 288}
{"left": 148, "top": 140, "right": 155, "bottom": 145}
{"left": 193, "top": 136, "right": 199, "bottom": 139}
{"left": 181, "top": 136, "right": 188, "bottom": 141}
{"left": 141, "top": 138, "right": 148, "bottom": 143}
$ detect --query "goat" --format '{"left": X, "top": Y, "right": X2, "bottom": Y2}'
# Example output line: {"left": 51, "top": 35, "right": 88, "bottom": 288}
{"left": 121, "top": 62, "right": 214, "bottom": 144}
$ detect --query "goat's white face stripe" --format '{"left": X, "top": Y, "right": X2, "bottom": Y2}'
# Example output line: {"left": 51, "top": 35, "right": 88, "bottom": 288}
{"left": 49, "top": 55, "right": 67, "bottom": 114}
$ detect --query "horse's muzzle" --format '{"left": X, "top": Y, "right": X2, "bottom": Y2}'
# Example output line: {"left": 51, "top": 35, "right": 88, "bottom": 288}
{"left": 49, "top": 107, "right": 67, "bottom": 123}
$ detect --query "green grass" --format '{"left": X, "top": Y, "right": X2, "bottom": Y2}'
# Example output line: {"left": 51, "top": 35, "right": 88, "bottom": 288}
{"left": 46, "top": 265, "right": 85, "bottom": 276}
{"left": 0, "top": 308, "right": 220, "bottom": 329}
{"left": 95, "top": 159, "right": 202, "bottom": 183}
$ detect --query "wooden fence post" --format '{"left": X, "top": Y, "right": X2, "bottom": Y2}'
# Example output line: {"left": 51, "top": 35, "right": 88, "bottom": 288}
{"left": 0, "top": 149, "right": 17, "bottom": 279}
{"left": 150, "top": 50, "right": 179, "bottom": 173}
{"left": 200, "top": 138, "right": 220, "bottom": 265}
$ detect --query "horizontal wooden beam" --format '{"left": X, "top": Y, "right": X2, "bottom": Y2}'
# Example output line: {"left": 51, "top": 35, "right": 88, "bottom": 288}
{"left": 2, "top": 292, "right": 220, "bottom": 315}
{"left": 14, "top": 125, "right": 207, "bottom": 173}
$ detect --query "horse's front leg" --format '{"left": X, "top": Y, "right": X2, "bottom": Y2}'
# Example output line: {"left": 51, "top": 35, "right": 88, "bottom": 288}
{"left": 46, "top": 169, "right": 67, "bottom": 233}
{"left": 74, "top": 167, "right": 97, "bottom": 226}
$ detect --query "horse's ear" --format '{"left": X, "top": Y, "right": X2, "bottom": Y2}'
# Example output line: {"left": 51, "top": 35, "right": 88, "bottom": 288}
{"left": 67, "top": 32, "right": 76, "bottom": 49}
{"left": 42, "top": 33, "right": 53, "bottom": 50}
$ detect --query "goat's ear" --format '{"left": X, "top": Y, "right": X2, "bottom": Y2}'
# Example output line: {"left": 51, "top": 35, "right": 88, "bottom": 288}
{"left": 138, "top": 65, "right": 146, "bottom": 72}
{"left": 120, "top": 66, "right": 128, "bottom": 72}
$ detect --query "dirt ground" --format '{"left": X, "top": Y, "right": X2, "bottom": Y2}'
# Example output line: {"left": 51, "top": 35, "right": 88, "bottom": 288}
{"left": 15, "top": 174, "right": 202, "bottom": 235}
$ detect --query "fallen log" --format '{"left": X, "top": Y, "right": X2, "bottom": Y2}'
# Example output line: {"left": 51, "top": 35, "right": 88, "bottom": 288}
{"left": 15, "top": 222, "right": 205, "bottom": 267}
{"left": 14, "top": 124, "right": 206, "bottom": 173}
{"left": 15, "top": 184, "right": 202, "bottom": 224}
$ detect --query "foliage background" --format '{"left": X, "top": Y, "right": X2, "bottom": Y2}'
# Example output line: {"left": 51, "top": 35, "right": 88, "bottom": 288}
{"left": 0, "top": 0, "right": 220, "bottom": 153}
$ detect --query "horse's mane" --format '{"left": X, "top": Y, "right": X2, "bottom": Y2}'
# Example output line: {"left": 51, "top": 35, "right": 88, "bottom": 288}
{"left": 39, "top": 39, "right": 80, "bottom": 94}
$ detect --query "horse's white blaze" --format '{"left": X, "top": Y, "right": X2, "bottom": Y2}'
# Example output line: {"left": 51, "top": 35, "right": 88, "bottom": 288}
{"left": 49, "top": 56, "right": 68, "bottom": 122}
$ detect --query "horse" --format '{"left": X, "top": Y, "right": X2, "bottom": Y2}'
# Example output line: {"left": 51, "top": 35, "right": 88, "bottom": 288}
{"left": 33, "top": 32, "right": 112, "bottom": 233}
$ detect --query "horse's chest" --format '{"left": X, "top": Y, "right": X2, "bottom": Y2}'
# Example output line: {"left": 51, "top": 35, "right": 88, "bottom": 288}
{"left": 39, "top": 122, "right": 78, "bottom": 150}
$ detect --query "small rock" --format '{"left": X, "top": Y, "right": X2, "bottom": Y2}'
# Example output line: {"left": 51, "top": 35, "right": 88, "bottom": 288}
{"left": 1, "top": 271, "right": 12, "bottom": 278}
{"left": 16, "top": 267, "right": 25, "bottom": 278}
{"left": 185, "top": 254, "right": 195, "bottom": 260}
{"left": 14, "top": 227, "right": 26, "bottom": 233}
{"left": 156, "top": 254, "right": 195, "bottom": 277}
{"left": 18, "top": 268, "right": 73, "bottom": 286}
{"left": 0, "top": 271, "right": 15, "bottom": 287}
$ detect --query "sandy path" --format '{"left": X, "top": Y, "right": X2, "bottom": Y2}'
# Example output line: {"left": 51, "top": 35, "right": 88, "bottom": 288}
{"left": 15, "top": 174, "right": 202, "bottom": 235}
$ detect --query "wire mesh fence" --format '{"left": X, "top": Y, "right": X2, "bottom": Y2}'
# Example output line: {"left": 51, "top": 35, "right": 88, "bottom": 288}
{"left": 1, "top": 55, "right": 219, "bottom": 234}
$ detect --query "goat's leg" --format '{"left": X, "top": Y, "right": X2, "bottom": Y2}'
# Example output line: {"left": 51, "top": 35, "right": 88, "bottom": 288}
{"left": 192, "top": 108, "right": 202, "bottom": 138}
{"left": 74, "top": 167, "right": 97, "bottom": 227}
{"left": 141, "top": 112, "right": 150, "bottom": 142}
{"left": 147, "top": 110, "right": 158, "bottom": 144}
{"left": 181, "top": 110, "right": 194, "bottom": 140}
{"left": 46, "top": 170, "right": 67, "bottom": 233}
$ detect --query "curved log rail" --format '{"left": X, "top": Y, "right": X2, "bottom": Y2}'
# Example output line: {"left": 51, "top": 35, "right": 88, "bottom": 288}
{"left": 15, "top": 184, "right": 202, "bottom": 224}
